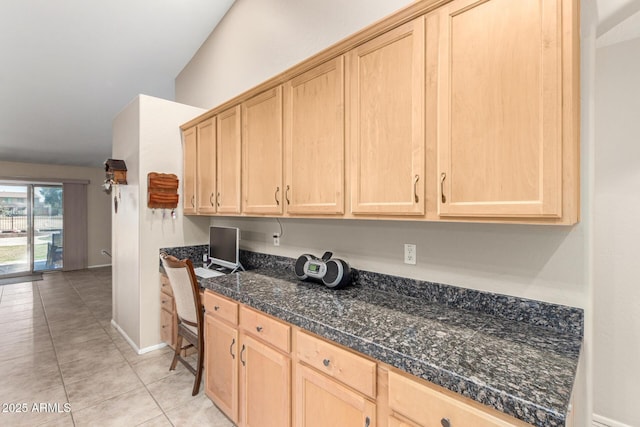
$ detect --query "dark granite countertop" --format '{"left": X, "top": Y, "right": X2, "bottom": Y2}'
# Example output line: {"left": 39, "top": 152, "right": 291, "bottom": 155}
{"left": 160, "top": 246, "right": 581, "bottom": 426}
{"left": 198, "top": 269, "right": 580, "bottom": 427}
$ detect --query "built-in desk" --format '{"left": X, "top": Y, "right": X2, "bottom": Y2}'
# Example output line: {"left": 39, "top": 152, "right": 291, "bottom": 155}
{"left": 160, "top": 247, "right": 583, "bottom": 426}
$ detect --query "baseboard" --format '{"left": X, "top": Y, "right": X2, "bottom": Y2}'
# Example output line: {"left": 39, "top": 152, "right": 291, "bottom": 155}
{"left": 593, "top": 414, "right": 634, "bottom": 427}
{"left": 89, "top": 263, "right": 112, "bottom": 269}
{"left": 109, "top": 319, "right": 168, "bottom": 355}
{"left": 139, "top": 342, "right": 168, "bottom": 354}
{"left": 110, "top": 319, "right": 140, "bottom": 353}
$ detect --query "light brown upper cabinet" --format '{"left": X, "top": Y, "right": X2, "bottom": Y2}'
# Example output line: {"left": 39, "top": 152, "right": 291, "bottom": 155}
{"left": 284, "top": 57, "right": 345, "bottom": 215}
{"left": 180, "top": 0, "right": 579, "bottom": 224}
{"left": 435, "top": 0, "right": 577, "bottom": 221}
{"left": 348, "top": 17, "right": 425, "bottom": 216}
{"left": 217, "top": 105, "right": 242, "bottom": 214}
{"left": 182, "top": 126, "right": 197, "bottom": 214}
{"left": 197, "top": 117, "right": 217, "bottom": 214}
{"left": 242, "top": 87, "right": 284, "bottom": 215}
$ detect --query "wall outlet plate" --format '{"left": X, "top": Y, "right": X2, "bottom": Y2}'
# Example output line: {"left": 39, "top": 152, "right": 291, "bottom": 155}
{"left": 404, "top": 244, "right": 416, "bottom": 265}
{"left": 202, "top": 253, "right": 208, "bottom": 262}
{"left": 273, "top": 234, "right": 280, "bottom": 246}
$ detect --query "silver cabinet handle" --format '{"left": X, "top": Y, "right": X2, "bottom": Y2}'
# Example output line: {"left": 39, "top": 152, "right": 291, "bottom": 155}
{"left": 214, "top": 305, "right": 220, "bottom": 311}
{"left": 217, "top": 192, "right": 221, "bottom": 207}
{"left": 441, "top": 418, "right": 451, "bottom": 427}
{"left": 365, "top": 416, "right": 370, "bottom": 427}
{"left": 285, "top": 185, "right": 290, "bottom": 205}
{"left": 240, "top": 344, "right": 246, "bottom": 366}
{"left": 191, "top": 195, "right": 195, "bottom": 207}
{"left": 256, "top": 326, "right": 263, "bottom": 333}
{"left": 274, "top": 187, "right": 280, "bottom": 205}
{"left": 230, "top": 338, "right": 236, "bottom": 359}
{"left": 323, "top": 359, "right": 330, "bottom": 367}
{"left": 414, "top": 175, "right": 420, "bottom": 203}
{"left": 440, "top": 172, "right": 447, "bottom": 203}
{"left": 210, "top": 193, "right": 214, "bottom": 206}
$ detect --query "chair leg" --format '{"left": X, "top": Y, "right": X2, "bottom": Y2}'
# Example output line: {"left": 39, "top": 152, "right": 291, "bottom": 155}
{"left": 170, "top": 334, "right": 182, "bottom": 371}
{"left": 192, "top": 343, "right": 204, "bottom": 396}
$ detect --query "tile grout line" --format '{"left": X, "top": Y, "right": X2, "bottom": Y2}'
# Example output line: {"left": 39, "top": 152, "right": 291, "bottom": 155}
{"left": 36, "top": 273, "right": 77, "bottom": 427}
{"left": 68, "top": 273, "right": 177, "bottom": 427}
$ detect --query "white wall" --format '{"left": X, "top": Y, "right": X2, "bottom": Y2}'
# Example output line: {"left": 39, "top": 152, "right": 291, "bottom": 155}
{"left": 0, "top": 160, "right": 112, "bottom": 268}
{"left": 112, "top": 96, "right": 142, "bottom": 345}
{"left": 137, "top": 95, "right": 210, "bottom": 349}
{"left": 593, "top": 34, "right": 640, "bottom": 427}
{"left": 177, "top": 0, "right": 414, "bottom": 109}
{"left": 112, "top": 95, "right": 209, "bottom": 350}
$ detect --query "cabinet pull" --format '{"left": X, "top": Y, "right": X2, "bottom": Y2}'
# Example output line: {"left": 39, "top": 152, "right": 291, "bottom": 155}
{"left": 413, "top": 175, "right": 420, "bottom": 203}
{"left": 440, "top": 172, "right": 447, "bottom": 203}
{"left": 285, "top": 185, "right": 290, "bottom": 205}
{"left": 274, "top": 187, "right": 280, "bottom": 205}
{"left": 441, "top": 418, "right": 451, "bottom": 427}
{"left": 210, "top": 193, "right": 215, "bottom": 206}
{"left": 322, "top": 358, "right": 330, "bottom": 367}
{"left": 256, "top": 326, "right": 263, "bottom": 333}
{"left": 230, "top": 338, "right": 236, "bottom": 359}
{"left": 240, "top": 344, "right": 246, "bottom": 366}
{"left": 365, "top": 416, "right": 370, "bottom": 427}
{"left": 214, "top": 305, "right": 220, "bottom": 311}
{"left": 191, "top": 195, "right": 195, "bottom": 207}
{"left": 217, "top": 192, "right": 221, "bottom": 207}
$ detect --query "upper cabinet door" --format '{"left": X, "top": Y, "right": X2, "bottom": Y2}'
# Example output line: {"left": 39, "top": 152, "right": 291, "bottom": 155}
{"left": 284, "top": 57, "right": 345, "bottom": 215}
{"left": 348, "top": 17, "right": 425, "bottom": 215}
{"left": 197, "top": 118, "right": 217, "bottom": 214}
{"left": 437, "top": 0, "right": 562, "bottom": 218}
{"left": 217, "top": 105, "right": 242, "bottom": 214}
{"left": 242, "top": 87, "right": 284, "bottom": 215}
{"left": 182, "top": 126, "right": 197, "bottom": 215}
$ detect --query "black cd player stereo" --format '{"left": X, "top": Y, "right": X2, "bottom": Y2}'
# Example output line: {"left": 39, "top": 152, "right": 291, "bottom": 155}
{"left": 294, "top": 251, "right": 351, "bottom": 289}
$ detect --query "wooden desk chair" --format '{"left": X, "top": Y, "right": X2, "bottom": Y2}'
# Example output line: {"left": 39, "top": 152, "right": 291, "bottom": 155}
{"left": 160, "top": 253, "right": 204, "bottom": 395}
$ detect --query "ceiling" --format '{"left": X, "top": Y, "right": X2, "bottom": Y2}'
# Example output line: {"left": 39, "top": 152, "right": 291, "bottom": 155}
{"left": 0, "top": 0, "right": 234, "bottom": 168}
{"left": 1, "top": 0, "right": 638, "bottom": 169}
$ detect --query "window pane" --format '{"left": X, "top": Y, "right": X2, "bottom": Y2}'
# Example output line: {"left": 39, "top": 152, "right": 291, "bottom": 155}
{"left": 0, "top": 185, "right": 31, "bottom": 276}
{"left": 33, "top": 186, "right": 63, "bottom": 271}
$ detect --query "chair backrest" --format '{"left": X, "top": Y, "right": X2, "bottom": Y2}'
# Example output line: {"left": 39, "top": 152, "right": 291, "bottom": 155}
{"left": 160, "top": 253, "right": 201, "bottom": 328}
{"left": 52, "top": 231, "right": 63, "bottom": 247}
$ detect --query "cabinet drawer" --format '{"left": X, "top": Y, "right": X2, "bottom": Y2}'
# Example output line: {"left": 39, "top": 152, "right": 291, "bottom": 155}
{"left": 203, "top": 290, "right": 238, "bottom": 325}
{"left": 160, "top": 308, "right": 174, "bottom": 345}
{"left": 239, "top": 306, "right": 290, "bottom": 353}
{"left": 388, "top": 371, "right": 525, "bottom": 427}
{"left": 160, "top": 273, "right": 173, "bottom": 296}
{"left": 296, "top": 330, "right": 376, "bottom": 399}
{"left": 160, "top": 292, "right": 174, "bottom": 312}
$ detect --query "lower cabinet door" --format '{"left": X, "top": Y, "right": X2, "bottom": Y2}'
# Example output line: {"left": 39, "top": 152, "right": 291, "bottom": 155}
{"left": 205, "top": 314, "right": 239, "bottom": 424}
{"left": 240, "top": 334, "right": 291, "bottom": 427}
{"left": 296, "top": 363, "right": 376, "bottom": 427}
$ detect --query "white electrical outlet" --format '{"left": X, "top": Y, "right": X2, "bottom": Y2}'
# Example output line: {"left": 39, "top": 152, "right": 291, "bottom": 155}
{"left": 404, "top": 244, "right": 416, "bottom": 265}
{"left": 273, "top": 234, "right": 280, "bottom": 246}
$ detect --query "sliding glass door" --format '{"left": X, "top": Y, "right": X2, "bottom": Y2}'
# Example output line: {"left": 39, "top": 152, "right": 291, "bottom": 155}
{"left": 0, "top": 183, "right": 63, "bottom": 277}
{"left": 0, "top": 184, "right": 31, "bottom": 276}
{"left": 33, "top": 185, "right": 64, "bottom": 272}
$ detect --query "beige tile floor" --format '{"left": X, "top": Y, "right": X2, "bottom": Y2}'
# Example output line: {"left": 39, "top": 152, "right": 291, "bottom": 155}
{"left": 0, "top": 268, "right": 233, "bottom": 426}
